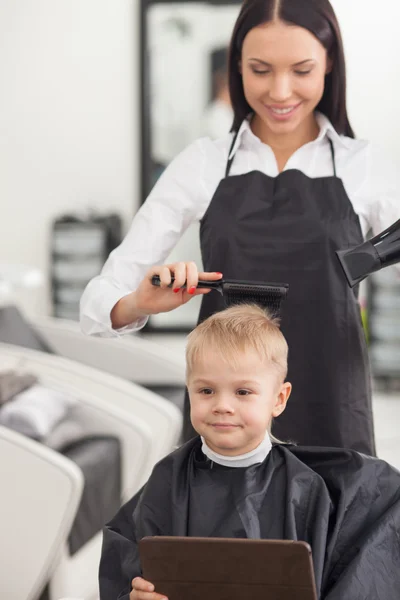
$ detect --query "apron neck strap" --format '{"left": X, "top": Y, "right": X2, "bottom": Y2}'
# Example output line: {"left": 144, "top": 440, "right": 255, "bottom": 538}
{"left": 328, "top": 137, "right": 337, "bottom": 177}
{"left": 225, "top": 129, "right": 240, "bottom": 177}
{"left": 225, "top": 126, "right": 338, "bottom": 178}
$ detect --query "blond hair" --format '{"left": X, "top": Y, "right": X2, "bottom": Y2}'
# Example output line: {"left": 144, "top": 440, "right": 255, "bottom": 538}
{"left": 186, "top": 304, "right": 288, "bottom": 383}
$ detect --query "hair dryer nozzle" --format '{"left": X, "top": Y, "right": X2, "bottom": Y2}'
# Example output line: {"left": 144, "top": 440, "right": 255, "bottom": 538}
{"left": 336, "top": 243, "right": 380, "bottom": 287}
{"left": 336, "top": 218, "right": 400, "bottom": 287}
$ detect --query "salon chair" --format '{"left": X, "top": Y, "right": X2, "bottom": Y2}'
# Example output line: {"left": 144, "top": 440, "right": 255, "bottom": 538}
{"left": 0, "top": 425, "right": 83, "bottom": 600}
{"left": 0, "top": 342, "right": 182, "bottom": 600}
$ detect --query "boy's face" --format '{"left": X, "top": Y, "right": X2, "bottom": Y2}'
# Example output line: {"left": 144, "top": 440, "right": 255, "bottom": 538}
{"left": 187, "top": 348, "right": 292, "bottom": 456}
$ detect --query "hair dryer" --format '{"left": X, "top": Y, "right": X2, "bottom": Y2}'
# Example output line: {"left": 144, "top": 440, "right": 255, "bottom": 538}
{"left": 336, "top": 218, "right": 400, "bottom": 287}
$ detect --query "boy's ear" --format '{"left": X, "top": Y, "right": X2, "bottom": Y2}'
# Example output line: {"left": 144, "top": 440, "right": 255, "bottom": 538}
{"left": 271, "top": 382, "right": 292, "bottom": 417}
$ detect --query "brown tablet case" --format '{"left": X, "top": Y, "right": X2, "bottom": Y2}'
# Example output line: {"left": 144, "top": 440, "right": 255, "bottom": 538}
{"left": 139, "top": 537, "right": 318, "bottom": 600}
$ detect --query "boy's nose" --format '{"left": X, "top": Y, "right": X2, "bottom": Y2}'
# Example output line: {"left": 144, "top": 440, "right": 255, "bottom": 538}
{"left": 212, "top": 395, "right": 235, "bottom": 414}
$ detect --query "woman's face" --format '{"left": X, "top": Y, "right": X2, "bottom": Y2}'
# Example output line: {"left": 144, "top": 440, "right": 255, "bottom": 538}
{"left": 241, "top": 20, "right": 330, "bottom": 136}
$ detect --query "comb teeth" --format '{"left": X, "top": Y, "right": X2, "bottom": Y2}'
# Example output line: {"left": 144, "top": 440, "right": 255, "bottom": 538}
{"left": 223, "top": 284, "right": 289, "bottom": 317}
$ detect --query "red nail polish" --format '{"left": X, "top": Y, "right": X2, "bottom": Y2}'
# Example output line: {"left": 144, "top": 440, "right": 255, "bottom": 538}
{"left": 188, "top": 286, "right": 196, "bottom": 294}
{"left": 216, "top": 272, "right": 223, "bottom": 276}
{"left": 173, "top": 288, "right": 180, "bottom": 293}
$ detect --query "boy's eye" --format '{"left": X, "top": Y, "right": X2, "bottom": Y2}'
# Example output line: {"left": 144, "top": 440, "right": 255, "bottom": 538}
{"left": 199, "top": 388, "right": 213, "bottom": 395}
{"left": 237, "top": 389, "right": 251, "bottom": 396}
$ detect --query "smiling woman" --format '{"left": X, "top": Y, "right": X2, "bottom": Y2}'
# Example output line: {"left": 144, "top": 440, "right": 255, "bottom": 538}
{"left": 241, "top": 23, "right": 327, "bottom": 171}
{"left": 80, "top": 0, "right": 399, "bottom": 453}
{"left": 230, "top": 0, "right": 352, "bottom": 137}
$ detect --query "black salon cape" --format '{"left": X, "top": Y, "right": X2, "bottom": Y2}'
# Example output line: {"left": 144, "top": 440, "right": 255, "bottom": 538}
{"left": 99, "top": 438, "right": 400, "bottom": 600}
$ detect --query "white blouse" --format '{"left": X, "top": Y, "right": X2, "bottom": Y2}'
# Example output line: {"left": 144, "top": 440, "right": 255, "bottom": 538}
{"left": 80, "top": 112, "right": 399, "bottom": 337}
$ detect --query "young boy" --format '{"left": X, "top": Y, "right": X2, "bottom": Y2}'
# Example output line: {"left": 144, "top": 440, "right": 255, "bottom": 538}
{"left": 99, "top": 305, "right": 400, "bottom": 600}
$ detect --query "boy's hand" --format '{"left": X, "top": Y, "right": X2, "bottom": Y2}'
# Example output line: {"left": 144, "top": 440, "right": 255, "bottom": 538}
{"left": 130, "top": 577, "right": 168, "bottom": 600}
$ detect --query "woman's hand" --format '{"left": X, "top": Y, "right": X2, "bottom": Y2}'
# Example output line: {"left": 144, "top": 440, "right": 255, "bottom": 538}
{"left": 135, "top": 261, "right": 222, "bottom": 315}
{"left": 111, "top": 262, "right": 222, "bottom": 329}
{"left": 130, "top": 577, "right": 168, "bottom": 600}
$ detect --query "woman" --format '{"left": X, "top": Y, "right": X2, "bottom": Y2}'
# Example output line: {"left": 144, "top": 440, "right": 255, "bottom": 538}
{"left": 80, "top": 0, "right": 399, "bottom": 453}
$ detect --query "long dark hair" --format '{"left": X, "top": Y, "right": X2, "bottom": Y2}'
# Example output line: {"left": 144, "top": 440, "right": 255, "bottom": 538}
{"left": 229, "top": 0, "right": 354, "bottom": 137}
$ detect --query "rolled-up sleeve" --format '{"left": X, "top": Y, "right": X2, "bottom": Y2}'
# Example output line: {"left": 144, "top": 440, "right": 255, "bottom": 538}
{"left": 80, "top": 139, "right": 208, "bottom": 336}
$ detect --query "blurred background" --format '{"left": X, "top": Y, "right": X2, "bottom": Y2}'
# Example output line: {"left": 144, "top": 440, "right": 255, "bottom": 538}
{"left": 0, "top": 1, "right": 399, "bottom": 599}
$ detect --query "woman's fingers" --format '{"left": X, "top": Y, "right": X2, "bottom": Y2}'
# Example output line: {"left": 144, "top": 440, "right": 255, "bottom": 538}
{"left": 186, "top": 261, "right": 199, "bottom": 294}
{"left": 192, "top": 288, "right": 212, "bottom": 296}
{"left": 157, "top": 265, "right": 173, "bottom": 288}
{"left": 147, "top": 263, "right": 223, "bottom": 297}
{"left": 199, "top": 270, "right": 223, "bottom": 281}
{"left": 172, "top": 265, "right": 223, "bottom": 292}
{"left": 172, "top": 261, "right": 187, "bottom": 292}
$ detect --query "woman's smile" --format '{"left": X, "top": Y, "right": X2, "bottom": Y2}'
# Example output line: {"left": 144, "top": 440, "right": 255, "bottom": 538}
{"left": 263, "top": 101, "right": 303, "bottom": 121}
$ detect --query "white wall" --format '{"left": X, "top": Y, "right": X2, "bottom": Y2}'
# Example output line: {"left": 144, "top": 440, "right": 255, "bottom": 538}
{"left": 0, "top": 0, "right": 139, "bottom": 315}
{"left": 0, "top": 0, "right": 399, "bottom": 318}
{"left": 332, "top": 0, "right": 400, "bottom": 150}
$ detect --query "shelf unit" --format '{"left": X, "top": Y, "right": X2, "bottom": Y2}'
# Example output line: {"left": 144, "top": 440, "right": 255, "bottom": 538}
{"left": 368, "top": 267, "right": 400, "bottom": 388}
{"left": 50, "top": 214, "right": 122, "bottom": 321}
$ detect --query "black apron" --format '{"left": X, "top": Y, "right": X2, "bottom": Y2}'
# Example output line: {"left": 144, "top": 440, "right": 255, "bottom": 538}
{"left": 183, "top": 130, "right": 375, "bottom": 456}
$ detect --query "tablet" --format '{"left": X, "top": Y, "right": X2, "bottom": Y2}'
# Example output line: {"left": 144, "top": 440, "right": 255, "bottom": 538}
{"left": 139, "top": 536, "right": 318, "bottom": 600}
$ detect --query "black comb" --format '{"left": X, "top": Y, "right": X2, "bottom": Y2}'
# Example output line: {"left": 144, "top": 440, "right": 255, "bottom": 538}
{"left": 151, "top": 275, "right": 289, "bottom": 317}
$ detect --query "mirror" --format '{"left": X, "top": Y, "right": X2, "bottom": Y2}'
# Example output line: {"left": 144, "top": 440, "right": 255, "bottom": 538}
{"left": 140, "top": 0, "right": 241, "bottom": 331}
